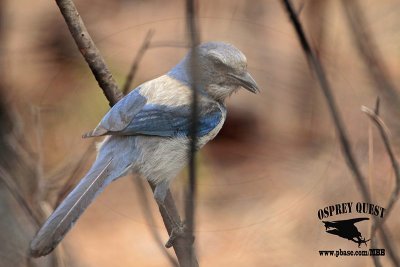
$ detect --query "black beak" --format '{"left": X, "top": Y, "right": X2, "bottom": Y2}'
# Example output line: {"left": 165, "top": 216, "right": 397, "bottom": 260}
{"left": 228, "top": 72, "right": 260, "bottom": 94}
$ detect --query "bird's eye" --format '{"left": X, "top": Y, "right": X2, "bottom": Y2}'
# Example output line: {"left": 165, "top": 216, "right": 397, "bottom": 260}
{"left": 208, "top": 51, "right": 225, "bottom": 67}
{"left": 212, "top": 57, "right": 225, "bottom": 67}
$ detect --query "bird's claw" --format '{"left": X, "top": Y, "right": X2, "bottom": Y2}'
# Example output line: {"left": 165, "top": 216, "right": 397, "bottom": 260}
{"left": 165, "top": 222, "right": 195, "bottom": 248}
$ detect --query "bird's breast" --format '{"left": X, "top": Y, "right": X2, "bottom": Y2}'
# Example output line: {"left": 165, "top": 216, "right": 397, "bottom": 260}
{"left": 133, "top": 136, "right": 190, "bottom": 184}
{"left": 198, "top": 103, "right": 227, "bottom": 147}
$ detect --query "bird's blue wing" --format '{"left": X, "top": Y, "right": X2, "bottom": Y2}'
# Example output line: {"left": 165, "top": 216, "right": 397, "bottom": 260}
{"left": 83, "top": 89, "right": 147, "bottom": 138}
{"left": 83, "top": 81, "right": 223, "bottom": 138}
{"left": 119, "top": 102, "right": 222, "bottom": 137}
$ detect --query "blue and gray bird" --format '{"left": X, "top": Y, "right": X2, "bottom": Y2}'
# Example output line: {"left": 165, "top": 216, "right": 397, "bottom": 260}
{"left": 30, "top": 41, "right": 259, "bottom": 257}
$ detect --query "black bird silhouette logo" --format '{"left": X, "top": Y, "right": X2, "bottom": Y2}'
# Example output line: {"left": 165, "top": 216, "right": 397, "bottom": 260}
{"left": 322, "top": 217, "right": 370, "bottom": 247}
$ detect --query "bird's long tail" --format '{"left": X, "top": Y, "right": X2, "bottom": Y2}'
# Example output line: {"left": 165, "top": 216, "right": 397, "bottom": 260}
{"left": 30, "top": 157, "right": 114, "bottom": 257}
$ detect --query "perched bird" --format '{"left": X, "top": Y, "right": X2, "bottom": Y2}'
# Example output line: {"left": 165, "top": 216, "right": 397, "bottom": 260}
{"left": 30, "top": 41, "right": 259, "bottom": 257}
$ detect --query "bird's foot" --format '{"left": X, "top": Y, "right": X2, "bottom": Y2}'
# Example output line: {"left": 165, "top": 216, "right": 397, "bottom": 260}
{"left": 153, "top": 182, "right": 195, "bottom": 248}
{"left": 165, "top": 221, "right": 195, "bottom": 248}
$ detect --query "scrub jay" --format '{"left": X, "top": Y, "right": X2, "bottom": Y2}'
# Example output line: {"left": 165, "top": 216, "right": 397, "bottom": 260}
{"left": 30, "top": 41, "right": 259, "bottom": 257}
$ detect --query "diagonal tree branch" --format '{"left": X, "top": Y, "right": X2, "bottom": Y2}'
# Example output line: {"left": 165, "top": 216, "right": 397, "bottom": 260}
{"left": 55, "top": 0, "right": 123, "bottom": 107}
{"left": 281, "top": 0, "right": 371, "bottom": 203}
{"left": 54, "top": 0, "right": 198, "bottom": 265}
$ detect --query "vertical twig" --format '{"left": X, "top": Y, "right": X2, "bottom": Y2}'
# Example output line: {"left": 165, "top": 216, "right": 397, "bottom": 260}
{"left": 281, "top": 1, "right": 399, "bottom": 266}
{"left": 122, "top": 29, "right": 155, "bottom": 95}
{"left": 186, "top": 0, "right": 200, "bottom": 266}
{"left": 366, "top": 98, "right": 383, "bottom": 267}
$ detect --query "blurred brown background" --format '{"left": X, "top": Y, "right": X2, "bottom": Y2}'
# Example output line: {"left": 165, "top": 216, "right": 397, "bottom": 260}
{"left": 1, "top": 0, "right": 400, "bottom": 266}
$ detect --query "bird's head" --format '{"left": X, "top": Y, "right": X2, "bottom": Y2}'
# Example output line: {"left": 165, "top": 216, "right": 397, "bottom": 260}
{"left": 196, "top": 42, "right": 259, "bottom": 101}
{"left": 170, "top": 41, "right": 259, "bottom": 102}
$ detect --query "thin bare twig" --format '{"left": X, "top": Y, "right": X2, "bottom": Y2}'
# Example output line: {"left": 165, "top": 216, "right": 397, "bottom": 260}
{"left": 367, "top": 99, "right": 383, "bottom": 267}
{"left": 149, "top": 41, "right": 189, "bottom": 49}
{"left": 361, "top": 103, "right": 400, "bottom": 235}
{"left": 122, "top": 29, "right": 155, "bottom": 95}
{"left": 54, "top": 0, "right": 198, "bottom": 265}
{"left": 281, "top": 1, "right": 399, "bottom": 266}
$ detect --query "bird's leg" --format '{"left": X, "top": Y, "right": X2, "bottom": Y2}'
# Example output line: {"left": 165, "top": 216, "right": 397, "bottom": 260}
{"left": 153, "top": 180, "right": 193, "bottom": 248}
